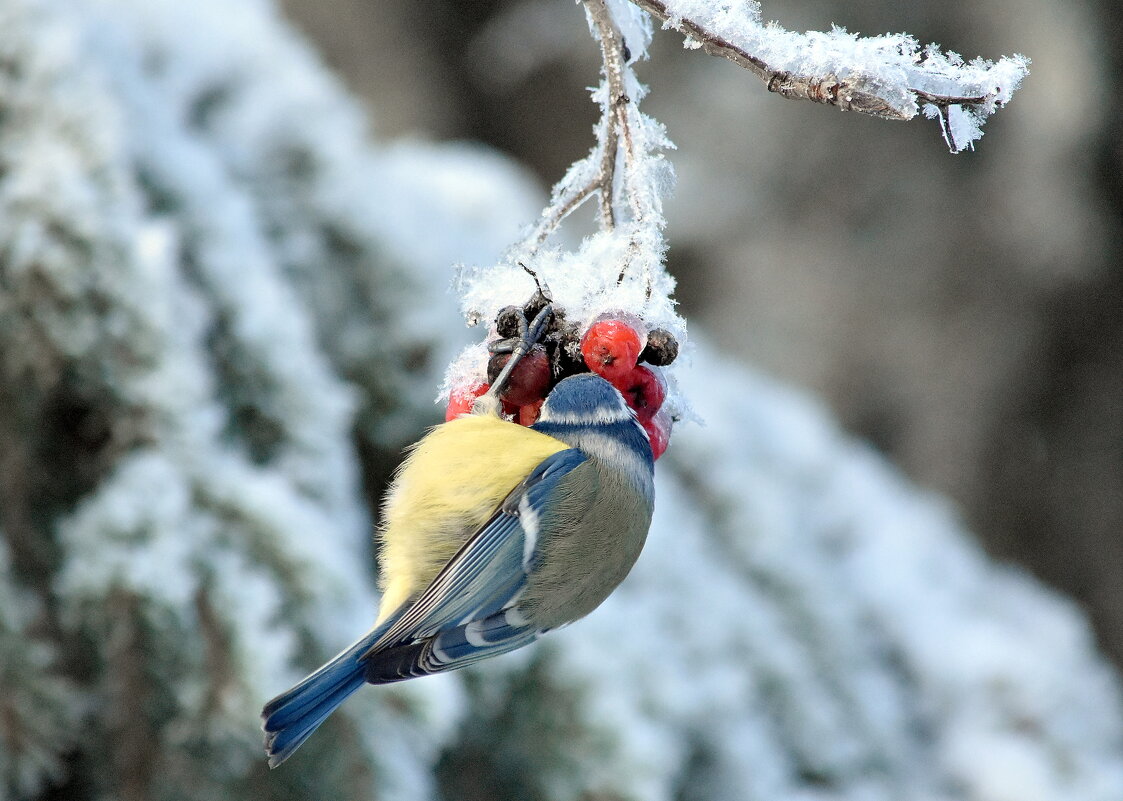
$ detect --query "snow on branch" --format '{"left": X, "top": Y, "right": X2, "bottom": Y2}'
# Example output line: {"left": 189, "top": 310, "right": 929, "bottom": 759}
{"left": 629, "top": 0, "right": 1030, "bottom": 152}
{"left": 515, "top": 0, "right": 671, "bottom": 268}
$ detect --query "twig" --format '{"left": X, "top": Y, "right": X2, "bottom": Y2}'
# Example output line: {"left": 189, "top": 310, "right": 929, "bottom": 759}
{"left": 597, "top": 111, "right": 619, "bottom": 231}
{"left": 584, "top": 0, "right": 653, "bottom": 288}
{"left": 588, "top": 0, "right": 627, "bottom": 231}
{"left": 628, "top": 0, "right": 1010, "bottom": 121}
{"left": 526, "top": 177, "right": 600, "bottom": 250}
{"left": 519, "top": 0, "right": 646, "bottom": 264}
{"left": 513, "top": 1, "right": 686, "bottom": 293}
{"left": 912, "top": 88, "right": 989, "bottom": 108}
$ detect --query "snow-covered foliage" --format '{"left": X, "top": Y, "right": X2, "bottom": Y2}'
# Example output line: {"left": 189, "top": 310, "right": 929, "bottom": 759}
{"left": 0, "top": 0, "right": 525, "bottom": 797}
{"left": 0, "top": 539, "right": 80, "bottom": 800}
{"left": 0, "top": 0, "right": 1115, "bottom": 800}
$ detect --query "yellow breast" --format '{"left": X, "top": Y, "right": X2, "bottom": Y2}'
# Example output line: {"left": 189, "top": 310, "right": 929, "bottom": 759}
{"left": 375, "top": 413, "right": 568, "bottom": 622}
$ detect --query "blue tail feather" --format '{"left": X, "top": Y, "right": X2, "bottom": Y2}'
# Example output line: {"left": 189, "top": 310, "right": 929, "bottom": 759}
{"left": 262, "top": 628, "right": 383, "bottom": 767}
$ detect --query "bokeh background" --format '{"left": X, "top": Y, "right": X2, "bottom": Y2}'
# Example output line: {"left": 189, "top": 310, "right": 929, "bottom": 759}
{"left": 281, "top": 0, "right": 1123, "bottom": 667}
{"left": 3, "top": 0, "right": 1121, "bottom": 797}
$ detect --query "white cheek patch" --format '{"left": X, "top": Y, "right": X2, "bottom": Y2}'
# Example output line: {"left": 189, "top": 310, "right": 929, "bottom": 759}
{"left": 540, "top": 407, "right": 633, "bottom": 426}
{"left": 572, "top": 431, "right": 653, "bottom": 498}
{"left": 518, "top": 494, "right": 540, "bottom": 569}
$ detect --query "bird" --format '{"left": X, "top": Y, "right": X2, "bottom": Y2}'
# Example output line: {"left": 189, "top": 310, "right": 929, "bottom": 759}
{"left": 261, "top": 307, "right": 656, "bottom": 767}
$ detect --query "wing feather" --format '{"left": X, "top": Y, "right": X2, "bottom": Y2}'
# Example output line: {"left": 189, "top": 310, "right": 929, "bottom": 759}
{"left": 362, "top": 448, "right": 588, "bottom": 675}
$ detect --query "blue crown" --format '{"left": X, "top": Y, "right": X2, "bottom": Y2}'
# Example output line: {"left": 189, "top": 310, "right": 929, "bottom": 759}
{"left": 537, "top": 374, "right": 632, "bottom": 426}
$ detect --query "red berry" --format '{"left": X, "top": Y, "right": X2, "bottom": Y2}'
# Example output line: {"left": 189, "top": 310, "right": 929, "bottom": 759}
{"left": 642, "top": 408, "right": 672, "bottom": 460}
{"left": 518, "top": 399, "right": 545, "bottom": 427}
{"left": 488, "top": 345, "right": 552, "bottom": 407}
{"left": 581, "top": 320, "right": 644, "bottom": 384}
{"left": 612, "top": 365, "right": 666, "bottom": 424}
{"left": 446, "top": 381, "right": 489, "bottom": 420}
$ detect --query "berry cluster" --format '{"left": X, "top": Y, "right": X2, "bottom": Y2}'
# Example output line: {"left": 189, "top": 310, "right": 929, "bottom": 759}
{"left": 445, "top": 293, "right": 678, "bottom": 460}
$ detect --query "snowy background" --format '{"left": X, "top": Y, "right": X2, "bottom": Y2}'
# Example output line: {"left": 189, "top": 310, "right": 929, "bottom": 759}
{"left": 0, "top": 0, "right": 1121, "bottom": 800}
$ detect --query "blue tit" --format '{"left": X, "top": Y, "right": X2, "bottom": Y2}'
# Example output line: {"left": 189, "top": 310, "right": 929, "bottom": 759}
{"left": 261, "top": 370, "right": 655, "bottom": 766}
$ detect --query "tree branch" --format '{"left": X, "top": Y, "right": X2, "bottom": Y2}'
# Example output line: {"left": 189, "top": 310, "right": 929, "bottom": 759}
{"left": 526, "top": 177, "right": 600, "bottom": 250}
{"left": 627, "top": 0, "right": 1029, "bottom": 152}
{"left": 630, "top": 0, "right": 909, "bottom": 119}
{"left": 521, "top": 0, "right": 657, "bottom": 257}
{"left": 588, "top": 0, "right": 626, "bottom": 231}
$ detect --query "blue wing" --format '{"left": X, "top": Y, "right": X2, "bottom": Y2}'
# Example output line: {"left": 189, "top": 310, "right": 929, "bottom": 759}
{"left": 361, "top": 447, "right": 588, "bottom": 683}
